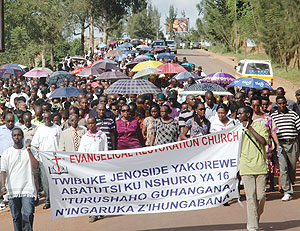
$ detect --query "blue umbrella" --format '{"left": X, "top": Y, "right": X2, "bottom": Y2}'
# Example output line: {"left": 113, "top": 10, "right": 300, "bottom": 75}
{"left": 173, "top": 72, "right": 202, "bottom": 81}
{"left": 228, "top": 77, "right": 273, "bottom": 90}
{"left": 140, "top": 47, "right": 152, "bottom": 51}
{"left": 97, "top": 43, "right": 107, "bottom": 48}
{"left": 121, "top": 42, "right": 133, "bottom": 48}
{"left": 0, "top": 63, "right": 25, "bottom": 79}
{"left": 46, "top": 71, "right": 75, "bottom": 86}
{"left": 49, "top": 87, "right": 83, "bottom": 99}
{"left": 124, "top": 50, "right": 139, "bottom": 55}
{"left": 181, "top": 62, "right": 198, "bottom": 67}
{"left": 157, "top": 52, "right": 175, "bottom": 60}
{"left": 115, "top": 54, "right": 128, "bottom": 62}
{"left": 115, "top": 46, "right": 127, "bottom": 51}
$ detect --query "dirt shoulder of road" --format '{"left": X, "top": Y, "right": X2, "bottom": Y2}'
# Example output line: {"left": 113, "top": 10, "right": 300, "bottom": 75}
{"left": 201, "top": 49, "right": 298, "bottom": 100}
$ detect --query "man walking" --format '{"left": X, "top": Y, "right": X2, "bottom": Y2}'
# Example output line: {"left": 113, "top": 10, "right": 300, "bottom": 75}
{"left": 1, "top": 128, "right": 39, "bottom": 231}
{"left": 271, "top": 95, "right": 300, "bottom": 201}
{"left": 31, "top": 112, "right": 62, "bottom": 209}
{"left": 238, "top": 106, "right": 269, "bottom": 231}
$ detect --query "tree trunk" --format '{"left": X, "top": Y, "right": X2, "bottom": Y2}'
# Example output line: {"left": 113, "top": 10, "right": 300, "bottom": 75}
{"left": 89, "top": 8, "right": 94, "bottom": 55}
{"left": 50, "top": 45, "right": 54, "bottom": 67}
{"left": 81, "top": 22, "right": 85, "bottom": 56}
{"left": 41, "top": 49, "right": 46, "bottom": 67}
{"left": 103, "top": 16, "right": 108, "bottom": 44}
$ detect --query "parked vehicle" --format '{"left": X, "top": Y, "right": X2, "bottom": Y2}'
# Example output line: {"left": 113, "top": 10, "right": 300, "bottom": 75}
{"left": 152, "top": 39, "right": 167, "bottom": 49}
{"left": 191, "top": 42, "right": 201, "bottom": 49}
{"left": 235, "top": 59, "right": 274, "bottom": 86}
{"left": 166, "top": 40, "right": 177, "bottom": 54}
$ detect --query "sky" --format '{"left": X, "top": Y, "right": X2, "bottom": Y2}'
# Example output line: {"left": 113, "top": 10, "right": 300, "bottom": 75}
{"left": 150, "top": 0, "right": 200, "bottom": 33}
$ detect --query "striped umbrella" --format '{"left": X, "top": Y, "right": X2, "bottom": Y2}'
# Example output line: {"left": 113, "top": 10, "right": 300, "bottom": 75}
{"left": 77, "top": 67, "right": 103, "bottom": 77}
{"left": 105, "top": 79, "right": 161, "bottom": 94}
{"left": 24, "top": 70, "right": 49, "bottom": 78}
{"left": 182, "top": 83, "right": 232, "bottom": 96}
{"left": 95, "top": 71, "right": 129, "bottom": 80}
{"left": 201, "top": 72, "right": 236, "bottom": 86}
{"left": 157, "top": 63, "right": 187, "bottom": 74}
{"left": 0, "top": 64, "right": 25, "bottom": 78}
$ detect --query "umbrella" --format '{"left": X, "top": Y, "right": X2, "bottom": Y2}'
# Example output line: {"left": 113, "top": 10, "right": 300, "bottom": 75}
{"left": 95, "top": 71, "right": 130, "bottom": 80}
{"left": 97, "top": 43, "right": 107, "bottom": 48}
{"left": 151, "top": 47, "right": 165, "bottom": 53}
{"left": 181, "top": 62, "right": 198, "bottom": 67}
{"left": 173, "top": 72, "right": 202, "bottom": 81}
{"left": 228, "top": 77, "right": 273, "bottom": 90}
{"left": 140, "top": 47, "right": 152, "bottom": 51}
{"left": 131, "top": 61, "right": 163, "bottom": 72}
{"left": 136, "top": 45, "right": 150, "bottom": 49}
{"left": 71, "top": 66, "right": 86, "bottom": 75}
{"left": 105, "top": 79, "right": 161, "bottom": 95}
{"left": 121, "top": 42, "right": 133, "bottom": 48}
{"left": 202, "top": 72, "right": 236, "bottom": 86}
{"left": 133, "top": 68, "right": 161, "bottom": 79}
{"left": 93, "top": 59, "right": 118, "bottom": 70}
{"left": 124, "top": 61, "right": 139, "bottom": 69}
{"left": 77, "top": 67, "right": 103, "bottom": 77}
{"left": 157, "top": 52, "right": 175, "bottom": 60}
{"left": 124, "top": 50, "right": 139, "bottom": 55}
{"left": 115, "top": 54, "right": 128, "bottom": 62}
{"left": 46, "top": 71, "right": 75, "bottom": 86}
{"left": 157, "top": 63, "right": 187, "bottom": 74}
{"left": 24, "top": 70, "right": 49, "bottom": 78}
{"left": 182, "top": 83, "right": 232, "bottom": 96}
{"left": 31, "top": 67, "right": 53, "bottom": 74}
{"left": 49, "top": 87, "right": 83, "bottom": 99}
{"left": 133, "top": 55, "right": 151, "bottom": 62}
{"left": 0, "top": 64, "right": 25, "bottom": 79}
{"left": 115, "top": 46, "right": 127, "bottom": 51}
{"left": 109, "top": 41, "right": 117, "bottom": 45}
{"left": 105, "top": 50, "right": 123, "bottom": 58}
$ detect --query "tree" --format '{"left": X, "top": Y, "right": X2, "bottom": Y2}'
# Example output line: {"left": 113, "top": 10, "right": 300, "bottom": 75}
{"left": 165, "top": 5, "right": 177, "bottom": 39}
{"left": 93, "top": 0, "right": 148, "bottom": 43}
{"left": 126, "top": 4, "right": 161, "bottom": 40}
{"left": 65, "top": 0, "right": 90, "bottom": 55}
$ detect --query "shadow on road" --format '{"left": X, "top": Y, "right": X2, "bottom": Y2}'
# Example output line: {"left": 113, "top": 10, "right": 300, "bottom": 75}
{"left": 138, "top": 219, "right": 300, "bottom": 231}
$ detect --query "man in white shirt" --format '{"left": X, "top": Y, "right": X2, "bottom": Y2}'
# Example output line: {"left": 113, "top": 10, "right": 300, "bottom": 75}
{"left": 31, "top": 112, "right": 62, "bottom": 209}
{"left": 204, "top": 91, "right": 218, "bottom": 120}
{"left": 9, "top": 85, "right": 29, "bottom": 109}
{"left": 1, "top": 128, "right": 39, "bottom": 231}
{"left": 78, "top": 117, "right": 107, "bottom": 223}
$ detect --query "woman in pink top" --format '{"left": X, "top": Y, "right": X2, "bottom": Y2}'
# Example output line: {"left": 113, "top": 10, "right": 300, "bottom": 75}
{"left": 116, "top": 105, "right": 145, "bottom": 150}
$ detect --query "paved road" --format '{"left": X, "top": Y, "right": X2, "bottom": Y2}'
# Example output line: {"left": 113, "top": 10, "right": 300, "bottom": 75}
{"left": 176, "top": 49, "right": 236, "bottom": 75}
{"left": 1, "top": 49, "right": 300, "bottom": 231}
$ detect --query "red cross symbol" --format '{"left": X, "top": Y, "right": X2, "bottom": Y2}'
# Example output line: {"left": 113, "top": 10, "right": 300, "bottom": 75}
{"left": 52, "top": 156, "right": 62, "bottom": 172}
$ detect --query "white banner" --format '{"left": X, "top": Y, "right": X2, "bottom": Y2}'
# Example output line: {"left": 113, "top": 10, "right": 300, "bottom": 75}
{"left": 40, "top": 125, "right": 242, "bottom": 220}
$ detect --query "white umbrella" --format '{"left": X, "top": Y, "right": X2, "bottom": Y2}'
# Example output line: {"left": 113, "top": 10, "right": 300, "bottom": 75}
{"left": 133, "top": 68, "right": 161, "bottom": 79}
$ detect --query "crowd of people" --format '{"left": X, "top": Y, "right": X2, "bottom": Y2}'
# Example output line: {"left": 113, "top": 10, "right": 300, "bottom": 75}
{"left": 0, "top": 47, "right": 299, "bottom": 231}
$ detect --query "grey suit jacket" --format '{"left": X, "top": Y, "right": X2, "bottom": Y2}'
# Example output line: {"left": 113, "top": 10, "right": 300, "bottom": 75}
{"left": 58, "top": 126, "right": 87, "bottom": 152}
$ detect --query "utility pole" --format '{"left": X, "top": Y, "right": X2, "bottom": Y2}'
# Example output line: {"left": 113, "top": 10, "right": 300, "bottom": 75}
{"left": 235, "top": 0, "right": 238, "bottom": 53}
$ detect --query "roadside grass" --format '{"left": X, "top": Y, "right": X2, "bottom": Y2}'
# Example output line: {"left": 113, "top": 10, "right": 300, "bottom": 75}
{"left": 208, "top": 46, "right": 300, "bottom": 86}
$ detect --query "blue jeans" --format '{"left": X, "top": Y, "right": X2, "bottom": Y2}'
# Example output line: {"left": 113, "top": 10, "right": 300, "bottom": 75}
{"left": 9, "top": 197, "right": 35, "bottom": 231}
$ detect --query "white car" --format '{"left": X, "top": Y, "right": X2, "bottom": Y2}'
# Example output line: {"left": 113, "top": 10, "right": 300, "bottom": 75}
{"left": 166, "top": 40, "right": 177, "bottom": 54}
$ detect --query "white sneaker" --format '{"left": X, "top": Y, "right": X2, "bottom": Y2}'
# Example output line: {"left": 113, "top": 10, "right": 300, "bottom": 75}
{"left": 0, "top": 202, "right": 6, "bottom": 210}
{"left": 282, "top": 192, "right": 291, "bottom": 201}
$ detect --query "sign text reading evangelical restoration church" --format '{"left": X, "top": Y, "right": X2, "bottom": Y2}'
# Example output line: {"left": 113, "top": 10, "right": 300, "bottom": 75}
{"left": 40, "top": 125, "right": 242, "bottom": 219}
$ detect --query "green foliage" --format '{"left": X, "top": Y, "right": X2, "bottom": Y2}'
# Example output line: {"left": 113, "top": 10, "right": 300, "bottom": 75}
{"left": 165, "top": 5, "right": 177, "bottom": 39}
{"left": 126, "top": 4, "right": 161, "bottom": 39}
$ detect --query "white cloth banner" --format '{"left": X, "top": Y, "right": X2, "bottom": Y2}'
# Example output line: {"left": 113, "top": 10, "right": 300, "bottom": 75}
{"left": 40, "top": 125, "right": 242, "bottom": 220}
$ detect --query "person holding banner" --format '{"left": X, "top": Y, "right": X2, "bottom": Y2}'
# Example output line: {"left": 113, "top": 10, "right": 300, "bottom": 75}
{"left": 78, "top": 116, "right": 107, "bottom": 223}
{"left": 1, "top": 128, "right": 39, "bottom": 231}
{"left": 180, "top": 102, "right": 210, "bottom": 140}
{"left": 238, "top": 106, "right": 269, "bottom": 231}
{"left": 31, "top": 112, "right": 62, "bottom": 210}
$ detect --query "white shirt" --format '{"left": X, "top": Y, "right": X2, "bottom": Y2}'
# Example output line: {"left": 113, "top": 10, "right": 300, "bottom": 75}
{"left": 31, "top": 124, "right": 62, "bottom": 152}
{"left": 205, "top": 102, "right": 218, "bottom": 120}
{"left": 210, "top": 117, "right": 237, "bottom": 133}
{"left": 78, "top": 131, "right": 108, "bottom": 152}
{"left": 1, "top": 146, "right": 37, "bottom": 199}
